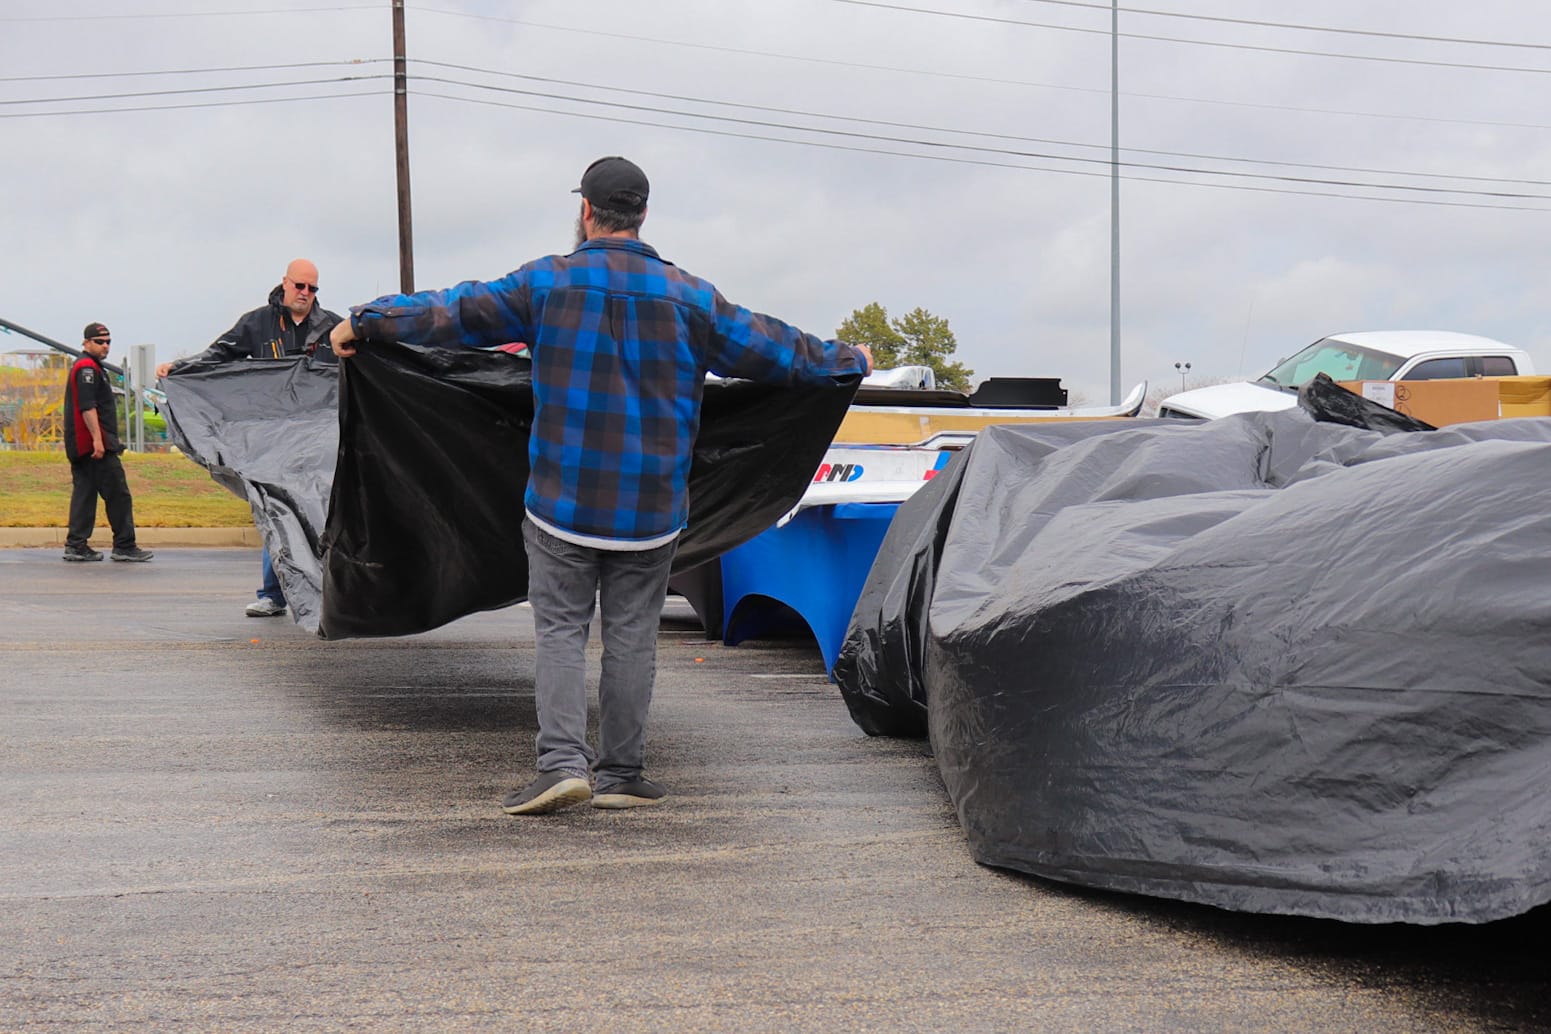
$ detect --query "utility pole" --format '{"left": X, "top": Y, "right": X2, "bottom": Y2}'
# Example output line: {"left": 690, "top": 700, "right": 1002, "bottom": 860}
{"left": 1109, "top": 0, "right": 1121, "bottom": 405}
{"left": 392, "top": 0, "right": 415, "bottom": 293}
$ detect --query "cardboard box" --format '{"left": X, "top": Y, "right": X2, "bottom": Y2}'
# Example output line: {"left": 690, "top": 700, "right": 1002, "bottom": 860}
{"left": 1336, "top": 378, "right": 1501, "bottom": 427}
{"left": 1493, "top": 376, "right": 1551, "bottom": 419}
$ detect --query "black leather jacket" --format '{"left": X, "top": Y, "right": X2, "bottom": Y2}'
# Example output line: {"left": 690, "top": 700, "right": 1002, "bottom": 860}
{"left": 184, "top": 284, "right": 342, "bottom": 367}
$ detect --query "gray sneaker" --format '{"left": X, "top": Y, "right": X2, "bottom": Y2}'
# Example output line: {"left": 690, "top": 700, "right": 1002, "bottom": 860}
{"left": 591, "top": 776, "right": 667, "bottom": 810}
{"left": 62, "top": 545, "right": 104, "bottom": 562}
{"left": 110, "top": 546, "right": 154, "bottom": 562}
{"left": 245, "top": 597, "right": 287, "bottom": 617}
{"left": 502, "top": 771, "right": 592, "bottom": 815}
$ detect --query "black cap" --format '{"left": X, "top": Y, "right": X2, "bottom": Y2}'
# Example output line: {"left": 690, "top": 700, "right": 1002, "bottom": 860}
{"left": 83, "top": 322, "right": 110, "bottom": 340}
{"left": 572, "top": 156, "right": 648, "bottom": 213}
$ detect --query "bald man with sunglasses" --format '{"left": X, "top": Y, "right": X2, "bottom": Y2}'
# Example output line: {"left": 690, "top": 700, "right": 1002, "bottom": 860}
{"left": 156, "top": 259, "right": 339, "bottom": 378}
{"left": 157, "top": 258, "right": 342, "bottom": 616}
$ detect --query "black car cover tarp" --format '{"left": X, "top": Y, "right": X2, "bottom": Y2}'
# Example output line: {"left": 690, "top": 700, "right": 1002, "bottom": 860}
{"left": 160, "top": 354, "right": 339, "bottom": 631}
{"left": 163, "top": 343, "right": 859, "bottom": 639}
{"left": 833, "top": 406, "right": 1551, "bottom": 924}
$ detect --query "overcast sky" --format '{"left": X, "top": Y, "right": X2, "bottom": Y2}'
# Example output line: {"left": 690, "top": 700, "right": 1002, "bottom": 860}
{"left": 5, "top": 0, "right": 1551, "bottom": 403}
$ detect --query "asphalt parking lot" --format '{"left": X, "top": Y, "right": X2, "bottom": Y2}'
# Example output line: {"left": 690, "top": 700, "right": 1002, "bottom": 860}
{"left": 3, "top": 547, "right": 1548, "bottom": 1032}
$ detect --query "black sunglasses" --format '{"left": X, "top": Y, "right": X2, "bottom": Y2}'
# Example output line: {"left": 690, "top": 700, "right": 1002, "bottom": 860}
{"left": 288, "top": 279, "right": 319, "bottom": 294}
{"left": 90, "top": 336, "right": 111, "bottom": 344}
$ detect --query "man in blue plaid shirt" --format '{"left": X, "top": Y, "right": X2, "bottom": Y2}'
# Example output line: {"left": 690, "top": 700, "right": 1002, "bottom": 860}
{"left": 332, "top": 156, "right": 872, "bottom": 815}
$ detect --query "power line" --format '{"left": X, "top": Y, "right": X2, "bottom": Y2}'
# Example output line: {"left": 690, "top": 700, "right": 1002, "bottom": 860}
{"left": 405, "top": 6, "right": 1551, "bottom": 133}
{"left": 0, "top": 59, "right": 385, "bottom": 84}
{"left": 1106, "top": 143, "right": 1551, "bottom": 189}
{"left": 411, "top": 72, "right": 1551, "bottom": 201}
{"left": 1123, "top": 89, "right": 1551, "bottom": 134}
{"left": 0, "top": 37, "right": 1536, "bottom": 209}
{"left": 0, "top": 90, "right": 380, "bottom": 119}
{"left": 10, "top": 50, "right": 1546, "bottom": 187}
{"left": 412, "top": 89, "right": 1549, "bottom": 213}
{"left": 12, "top": 35, "right": 1551, "bottom": 135}
{"left": 7, "top": 11, "right": 1545, "bottom": 201}
{"left": 18, "top": 40, "right": 1551, "bottom": 133}
{"left": 7, "top": 51, "right": 1541, "bottom": 189}
{"left": 0, "top": 4, "right": 376, "bottom": 21}
{"left": 0, "top": 75, "right": 390, "bottom": 107}
{"left": 414, "top": 59, "right": 1551, "bottom": 189}
{"left": 1011, "top": 0, "right": 1551, "bottom": 52}
{"left": 831, "top": 0, "right": 1551, "bottom": 75}
{"left": 409, "top": 3, "right": 1108, "bottom": 90}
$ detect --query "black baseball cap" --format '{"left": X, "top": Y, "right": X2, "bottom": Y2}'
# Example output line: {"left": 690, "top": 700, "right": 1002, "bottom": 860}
{"left": 83, "top": 322, "right": 110, "bottom": 340}
{"left": 572, "top": 156, "right": 649, "bottom": 213}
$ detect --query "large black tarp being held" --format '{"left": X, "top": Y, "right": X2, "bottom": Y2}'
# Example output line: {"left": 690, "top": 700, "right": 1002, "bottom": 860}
{"left": 834, "top": 407, "right": 1551, "bottom": 924}
{"left": 160, "top": 354, "right": 339, "bottom": 631}
{"left": 164, "top": 343, "right": 859, "bottom": 639}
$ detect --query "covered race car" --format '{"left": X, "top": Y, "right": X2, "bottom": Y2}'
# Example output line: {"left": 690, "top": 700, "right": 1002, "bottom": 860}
{"left": 835, "top": 382, "right": 1551, "bottom": 924}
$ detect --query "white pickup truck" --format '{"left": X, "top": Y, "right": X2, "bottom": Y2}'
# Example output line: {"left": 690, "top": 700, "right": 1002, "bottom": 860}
{"left": 1158, "top": 331, "right": 1536, "bottom": 420}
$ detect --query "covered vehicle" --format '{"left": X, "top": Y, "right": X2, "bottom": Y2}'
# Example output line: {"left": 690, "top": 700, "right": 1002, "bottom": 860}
{"left": 1158, "top": 330, "right": 1534, "bottom": 420}
{"left": 834, "top": 385, "right": 1551, "bottom": 924}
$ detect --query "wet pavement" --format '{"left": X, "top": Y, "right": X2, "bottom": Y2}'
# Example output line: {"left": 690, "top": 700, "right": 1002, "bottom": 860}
{"left": 2, "top": 547, "right": 1548, "bottom": 1032}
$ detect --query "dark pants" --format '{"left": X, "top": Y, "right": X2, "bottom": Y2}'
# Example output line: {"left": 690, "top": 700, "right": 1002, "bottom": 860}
{"left": 66, "top": 454, "right": 137, "bottom": 550}
{"left": 522, "top": 517, "right": 676, "bottom": 789}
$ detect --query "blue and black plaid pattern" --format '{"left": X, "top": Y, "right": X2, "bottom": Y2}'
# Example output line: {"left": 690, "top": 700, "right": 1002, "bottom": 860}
{"left": 351, "top": 238, "right": 865, "bottom": 543}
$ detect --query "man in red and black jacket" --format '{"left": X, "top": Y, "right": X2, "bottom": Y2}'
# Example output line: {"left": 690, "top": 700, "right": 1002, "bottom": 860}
{"left": 62, "top": 322, "right": 153, "bottom": 563}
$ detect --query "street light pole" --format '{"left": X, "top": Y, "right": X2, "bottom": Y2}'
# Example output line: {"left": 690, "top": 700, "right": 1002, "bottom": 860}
{"left": 1109, "top": 0, "right": 1121, "bottom": 405}
{"left": 1174, "top": 361, "right": 1192, "bottom": 391}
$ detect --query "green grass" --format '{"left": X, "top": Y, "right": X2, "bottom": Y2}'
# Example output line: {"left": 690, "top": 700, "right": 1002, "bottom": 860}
{"left": 0, "top": 450, "right": 253, "bottom": 527}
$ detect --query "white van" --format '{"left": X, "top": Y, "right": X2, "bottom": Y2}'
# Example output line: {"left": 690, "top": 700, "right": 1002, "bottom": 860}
{"left": 1158, "top": 331, "right": 1536, "bottom": 420}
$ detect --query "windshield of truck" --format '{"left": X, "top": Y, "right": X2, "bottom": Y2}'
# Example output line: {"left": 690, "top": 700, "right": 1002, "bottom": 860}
{"left": 1258, "top": 339, "right": 1405, "bottom": 388}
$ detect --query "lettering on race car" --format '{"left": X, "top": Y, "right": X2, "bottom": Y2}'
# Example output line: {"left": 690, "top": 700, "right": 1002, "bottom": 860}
{"left": 812, "top": 463, "right": 865, "bottom": 483}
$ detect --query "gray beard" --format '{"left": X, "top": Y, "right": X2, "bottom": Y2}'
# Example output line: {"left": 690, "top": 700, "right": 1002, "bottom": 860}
{"left": 574, "top": 215, "right": 587, "bottom": 250}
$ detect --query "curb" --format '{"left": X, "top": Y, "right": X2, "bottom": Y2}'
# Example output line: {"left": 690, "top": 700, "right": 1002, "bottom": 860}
{"left": 0, "top": 527, "right": 260, "bottom": 549}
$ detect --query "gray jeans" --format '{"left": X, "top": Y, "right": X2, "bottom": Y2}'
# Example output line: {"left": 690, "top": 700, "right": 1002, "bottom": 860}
{"left": 522, "top": 517, "right": 677, "bottom": 787}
